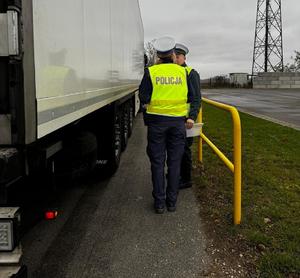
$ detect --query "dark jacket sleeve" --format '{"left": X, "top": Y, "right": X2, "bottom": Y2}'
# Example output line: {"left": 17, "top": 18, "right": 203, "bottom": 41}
{"left": 187, "top": 69, "right": 201, "bottom": 121}
{"left": 138, "top": 68, "right": 153, "bottom": 105}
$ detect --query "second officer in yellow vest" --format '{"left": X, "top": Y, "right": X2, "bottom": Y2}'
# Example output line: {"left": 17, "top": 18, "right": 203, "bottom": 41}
{"left": 175, "top": 43, "right": 201, "bottom": 189}
{"left": 139, "top": 36, "right": 198, "bottom": 213}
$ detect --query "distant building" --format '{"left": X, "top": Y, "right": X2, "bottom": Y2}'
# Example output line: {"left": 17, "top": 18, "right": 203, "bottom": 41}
{"left": 229, "top": 73, "right": 250, "bottom": 87}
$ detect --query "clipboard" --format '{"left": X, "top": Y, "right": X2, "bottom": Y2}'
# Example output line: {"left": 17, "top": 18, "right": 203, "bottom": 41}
{"left": 186, "top": 123, "right": 204, "bottom": 137}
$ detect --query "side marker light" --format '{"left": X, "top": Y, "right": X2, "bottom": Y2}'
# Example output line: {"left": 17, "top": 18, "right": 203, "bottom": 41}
{"left": 45, "top": 211, "right": 58, "bottom": 220}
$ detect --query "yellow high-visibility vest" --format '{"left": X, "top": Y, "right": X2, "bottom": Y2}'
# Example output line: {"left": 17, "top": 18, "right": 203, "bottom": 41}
{"left": 185, "top": 66, "right": 193, "bottom": 113}
{"left": 185, "top": 66, "right": 192, "bottom": 75}
{"left": 147, "top": 64, "right": 188, "bottom": 117}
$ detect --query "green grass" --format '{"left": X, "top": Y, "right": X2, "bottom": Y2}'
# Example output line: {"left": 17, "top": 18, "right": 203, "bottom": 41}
{"left": 193, "top": 103, "right": 300, "bottom": 277}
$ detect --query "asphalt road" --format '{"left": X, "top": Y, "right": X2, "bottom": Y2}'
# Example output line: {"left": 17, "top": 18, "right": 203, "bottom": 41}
{"left": 21, "top": 115, "right": 210, "bottom": 278}
{"left": 202, "top": 89, "right": 300, "bottom": 130}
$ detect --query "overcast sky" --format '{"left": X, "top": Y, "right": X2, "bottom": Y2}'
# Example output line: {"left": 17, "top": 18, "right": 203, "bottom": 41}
{"left": 139, "top": 0, "right": 300, "bottom": 79}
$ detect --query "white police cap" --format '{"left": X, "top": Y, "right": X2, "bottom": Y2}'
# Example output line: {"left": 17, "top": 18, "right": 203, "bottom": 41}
{"left": 175, "top": 43, "right": 189, "bottom": 55}
{"left": 153, "top": 36, "right": 176, "bottom": 54}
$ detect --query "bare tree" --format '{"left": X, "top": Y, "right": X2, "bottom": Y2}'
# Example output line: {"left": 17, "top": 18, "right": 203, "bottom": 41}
{"left": 284, "top": 50, "right": 300, "bottom": 72}
{"left": 144, "top": 40, "right": 157, "bottom": 67}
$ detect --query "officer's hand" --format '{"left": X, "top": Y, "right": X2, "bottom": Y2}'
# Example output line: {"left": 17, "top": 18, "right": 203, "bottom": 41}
{"left": 186, "top": 119, "right": 194, "bottom": 129}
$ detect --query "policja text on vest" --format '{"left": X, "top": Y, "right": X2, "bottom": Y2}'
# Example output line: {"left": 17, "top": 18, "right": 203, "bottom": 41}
{"left": 155, "top": 76, "right": 183, "bottom": 85}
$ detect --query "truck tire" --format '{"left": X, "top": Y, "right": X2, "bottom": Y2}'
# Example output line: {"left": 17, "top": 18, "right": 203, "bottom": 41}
{"left": 121, "top": 104, "right": 129, "bottom": 151}
{"left": 95, "top": 106, "right": 122, "bottom": 176}
{"left": 128, "top": 101, "right": 134, "bottom": 138}
{"left": 107, "top": 109, "right": 122, "bottom": 173}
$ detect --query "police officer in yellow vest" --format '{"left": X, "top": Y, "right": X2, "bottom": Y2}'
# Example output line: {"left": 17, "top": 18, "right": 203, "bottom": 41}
{"left": 175, "top": 43, "right": 201, "bottom": 189}
{"left": 139, "top": 37, "right": 198, "bottom": 214}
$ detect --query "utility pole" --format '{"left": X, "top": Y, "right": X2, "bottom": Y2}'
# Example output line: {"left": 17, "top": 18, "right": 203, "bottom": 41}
{"left": 252, "top": 0, "right": 283, "bottom": 75}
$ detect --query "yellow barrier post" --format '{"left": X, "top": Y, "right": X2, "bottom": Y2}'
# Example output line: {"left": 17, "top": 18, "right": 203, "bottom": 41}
{"left": 199, "top": 98, "right": 242, "bottom": 225}
{"left": 197, "top": 107, "right": 203, "bottom": 163}
{"left": 231, "top": 108, "right": 242, "bottom": 225}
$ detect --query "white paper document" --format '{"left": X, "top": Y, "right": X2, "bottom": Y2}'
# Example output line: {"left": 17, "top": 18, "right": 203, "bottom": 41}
{"left": 186, "top": 123, "right": 203, "bottom": 137}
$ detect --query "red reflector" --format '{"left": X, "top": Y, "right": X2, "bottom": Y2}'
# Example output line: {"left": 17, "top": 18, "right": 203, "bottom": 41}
{"left": 45, "top": 211, "right": 58, "bottom": 220}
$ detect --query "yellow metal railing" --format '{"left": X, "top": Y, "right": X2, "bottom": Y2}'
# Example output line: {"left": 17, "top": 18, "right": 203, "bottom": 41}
{"left": 197, "top": 97, "right": 242, "bottom": 225}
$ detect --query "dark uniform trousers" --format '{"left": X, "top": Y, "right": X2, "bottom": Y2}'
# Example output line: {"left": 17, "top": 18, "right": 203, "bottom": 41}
{"left": 146, "top": 118, "right": 186, "bottom": 208}
{"left": 180, "top": 137, "right": 194, "bottom": 183}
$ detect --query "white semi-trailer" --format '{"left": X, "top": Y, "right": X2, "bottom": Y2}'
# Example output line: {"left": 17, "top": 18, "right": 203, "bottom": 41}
{"left": 0, "top": 0, "right": 144, "bottom": 276}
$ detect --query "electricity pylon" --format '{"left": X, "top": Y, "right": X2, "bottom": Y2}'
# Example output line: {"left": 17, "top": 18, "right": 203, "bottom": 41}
{"left": 252, "top": 0, "right": 283, "bottom": 75}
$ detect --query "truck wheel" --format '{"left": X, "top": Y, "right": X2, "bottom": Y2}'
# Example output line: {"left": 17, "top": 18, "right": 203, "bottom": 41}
{"left": 105, "top": 109, "right": 122, "bottom": 174}
{"left": 121, "top": 104, "right": 129, "bottom": 151}
{"left": 94, "top": 104, "right": 122, "bottom": 176}
{"left": 128, "top": 102, "right": 134, "bottom": 138}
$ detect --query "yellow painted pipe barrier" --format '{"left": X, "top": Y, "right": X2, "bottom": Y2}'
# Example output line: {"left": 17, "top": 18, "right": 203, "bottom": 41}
{"left": 198, "top": 97, "right": 242, "bottom": 225}
{"left": 197, "top": 107, "right": 203, "bottom": 162}
{"left": 200, "top": 133, "right": 234, "bottom": 172}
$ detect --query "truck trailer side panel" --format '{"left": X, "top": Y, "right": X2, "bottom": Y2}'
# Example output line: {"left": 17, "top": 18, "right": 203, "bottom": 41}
{"left": 31, "top": 0, "right": 144, "bottom": 139}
